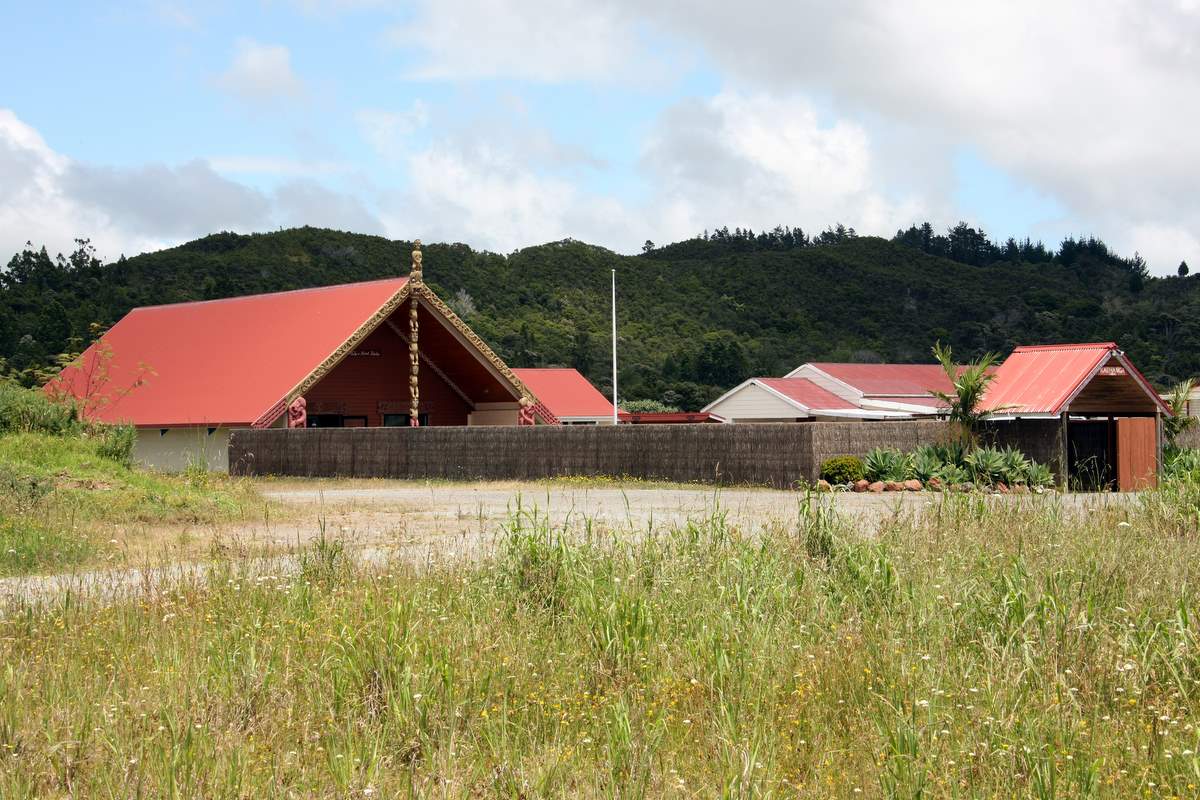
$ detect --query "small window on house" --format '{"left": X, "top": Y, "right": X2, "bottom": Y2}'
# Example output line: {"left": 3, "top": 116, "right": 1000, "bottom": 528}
{"left": 159, "top": 429, "right": 169, "bottom": 437}
{"left": 384, "top": 413, "right": 429, "bottom": 427}
{"left": 207, "top": 427, "right": 217, "bottom": 436}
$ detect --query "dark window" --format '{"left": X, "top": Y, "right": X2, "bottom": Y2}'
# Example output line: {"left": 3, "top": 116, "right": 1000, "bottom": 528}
{"left": 308, "top": 414, "right": 345, "bottom": 428}
{"left": 383, "top": 413, "right": 429, "bottom": 427}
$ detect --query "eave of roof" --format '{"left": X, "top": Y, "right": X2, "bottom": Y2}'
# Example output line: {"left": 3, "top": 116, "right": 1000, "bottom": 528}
{"left": 979, "top": 342, "right": 1169, "bottom": 415}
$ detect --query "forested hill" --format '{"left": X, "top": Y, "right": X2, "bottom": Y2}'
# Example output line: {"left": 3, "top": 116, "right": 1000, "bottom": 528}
{"left": 3, "top": 224, "right": 1198, "bottom": 409}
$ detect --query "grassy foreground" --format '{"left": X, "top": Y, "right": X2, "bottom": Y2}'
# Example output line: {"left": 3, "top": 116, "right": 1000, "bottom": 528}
{"left": 2, "top": 492, "right": 1200, "bottom": 798}
{"left": 0, "top": 432, "right": 262, "bottom": 575}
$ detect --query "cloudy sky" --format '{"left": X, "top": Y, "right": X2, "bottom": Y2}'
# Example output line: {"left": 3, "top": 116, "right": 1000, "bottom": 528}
{"left": 2, "top": 1, "right": 1198, "bottom": 273}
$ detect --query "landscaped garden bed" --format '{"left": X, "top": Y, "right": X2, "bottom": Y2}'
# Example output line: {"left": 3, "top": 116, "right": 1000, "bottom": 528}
{"left": 817, "top": 444, "right": 1056, "bottom": 493}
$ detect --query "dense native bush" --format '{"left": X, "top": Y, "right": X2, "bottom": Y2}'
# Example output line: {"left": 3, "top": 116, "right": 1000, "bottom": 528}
{"left": 818, "top": 455, "right": 865, "bottom": 484}
{"left": 0, "top": 380, "right": 80, "bottom": 435}
{"left": 0, "top": 379, "right": 137, "bottom": 467}
{"left": 1164, "top": 446, "right": 1200, "bottom": 479}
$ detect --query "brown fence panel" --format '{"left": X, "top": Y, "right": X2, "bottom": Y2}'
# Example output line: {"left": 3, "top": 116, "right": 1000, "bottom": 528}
{"left": 231, "top": 421, "right": 956, "bottom": 486}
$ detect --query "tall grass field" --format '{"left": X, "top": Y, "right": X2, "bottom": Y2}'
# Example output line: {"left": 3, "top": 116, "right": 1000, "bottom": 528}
{"left": 0, "top": 381, "right": 261, "bottom": 575}
{"left": 2, "top": 488, "right": 1199, "bottom": 798}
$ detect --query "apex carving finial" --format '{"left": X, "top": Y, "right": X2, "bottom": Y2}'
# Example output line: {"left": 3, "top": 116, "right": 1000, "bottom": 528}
{"left": 410, "top": 239, "right": 423, "bottom": 282}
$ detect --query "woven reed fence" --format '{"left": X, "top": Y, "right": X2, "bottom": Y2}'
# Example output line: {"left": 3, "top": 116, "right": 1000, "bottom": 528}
{"left": 1174, "top": 426, "right": 1200, "bottom": 450}
{"left": 230, "top": 421, "right": 949, "bottom": 487}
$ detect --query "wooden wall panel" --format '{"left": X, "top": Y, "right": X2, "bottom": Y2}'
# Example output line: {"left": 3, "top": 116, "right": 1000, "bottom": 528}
{"left": 1117, "top": 417, "right": 1158, "bottom": 491}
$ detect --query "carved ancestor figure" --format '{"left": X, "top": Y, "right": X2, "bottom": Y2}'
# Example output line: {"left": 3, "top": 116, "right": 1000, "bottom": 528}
{"left": 287, "top": 396, "right": 307, "bottom": 428}
{"left": 409, "top": 239, "right": 423, "bottom": 426}
{"left": 518, "top": 396, "right": 536, "bottom": 426}
{"left": 410, "top": 240, "right": 423, "bottom": 282}
{"left": 409, "top": 297, "right": 420, "bottom": 426}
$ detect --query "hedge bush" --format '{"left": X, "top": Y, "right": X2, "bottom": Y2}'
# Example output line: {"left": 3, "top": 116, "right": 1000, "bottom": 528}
{"left": 819, "top": 455, "right": 865, "bottom": 485}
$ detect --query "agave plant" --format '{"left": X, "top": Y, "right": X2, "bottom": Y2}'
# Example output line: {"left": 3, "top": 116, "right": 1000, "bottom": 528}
{"left": 931, "top": 439, "right": 967, "bottom": 469}
{"left": 910, "top": 446, "right": 943, "bottom": 483}
{"left": 863, "top": 447, "right": 911, "bottom": 482}
{"left": 999, "top": 446, "right": 1030, "bottom": 485}
{"left": 1025, "top": 461, "right": 1055, "bottom": 489}
{"left": 964, "top": 446, "right": 1006, "bottom": 485}
{"left": 935, "top": 463, "right": 969, "bottom": 486}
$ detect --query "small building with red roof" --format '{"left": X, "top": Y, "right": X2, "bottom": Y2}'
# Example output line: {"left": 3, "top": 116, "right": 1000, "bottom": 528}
{"left": 785, "top": 362, "right": 965, "bottom": 415}
{"left": 49, "top": 243, "right": 560, "bottom": 470}
{"left": 979, "top": 342, "right": 1168, "bottom": 490}
{"left": 702, "top": 377, "right": 915, "bottom": 422}
{"left": 511, "top": 368, "right": 617, "bottom": 424}
{"left": 618, "top": 411, "right": 726, "bottom": 424}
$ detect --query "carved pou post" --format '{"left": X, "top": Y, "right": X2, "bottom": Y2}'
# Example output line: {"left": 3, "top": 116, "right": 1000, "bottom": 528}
{"left": 409, "top": 240, "right": 422, "bottom": 427}
{"left": 287, "top": 396, "right": 307, "bottom": 428}
{"left": 518, "top": 396, "right": 536, "bottom": 426}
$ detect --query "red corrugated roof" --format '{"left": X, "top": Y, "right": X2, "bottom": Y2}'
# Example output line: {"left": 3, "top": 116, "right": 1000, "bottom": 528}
{"left": 979, "top": 342, "right": 1168, "bottom": 415}
{"left": 51, "top": 278, "right": 409, "bottom": 427}
{"left": 618, "top": 411, "right": 724, "bottom": 424}
{"left": 866, "top": 395, "right": 950, "bottom": 408}
{"left": 807, "top": 363, "right": 957, "bottom": 397}
{"left": 758, "top": 378, "right": 858, "bottom": 410}
{"left": 512, "top": 368, "right": 615, "bottom": 419}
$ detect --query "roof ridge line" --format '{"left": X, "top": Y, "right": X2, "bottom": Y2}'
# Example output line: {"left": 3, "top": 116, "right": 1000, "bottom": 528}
{"left": 130, "top": 276, "right": 409, "bottom": 312}
{"left": 1012, "top": 342, "right": 1117, "bottom": 352}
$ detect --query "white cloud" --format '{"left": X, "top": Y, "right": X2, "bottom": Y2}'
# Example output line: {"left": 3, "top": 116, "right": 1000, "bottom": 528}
{"left": 390, "top": 141, "right": 589, "bottom": 250}
{"left": 62, "top": 160, "right": 272, "bottom": 239}
{"left": 642, "top": 92, "right": 925, "bottom": 242}
{"left": 388, "top": 0, "right": 661, "bottom": 83}
{"left": 0, "top": 110, "right": 163, "bottom": 260}
{"left": 207, "top": 155, "right": 350, "bottom": 177}
{"left": 216, "top": 39, "right": 305, "bottom": 103}
{"left": 0, "top": 109, "right": 384, "bottom": 262}
{"left": 355, "top": 102, "right": 431, "bottom": 162}
{"left": 383, "top": 0, "right": 1200, "bottom": 271}
{"left": 376, "top": 90, "right": 920, "bottom": 253}
{"left": 274, "top": 179, "right": 384, "bottom": 233}
{"left": 615, "top": 0, "right": 1200, "bottom": 271}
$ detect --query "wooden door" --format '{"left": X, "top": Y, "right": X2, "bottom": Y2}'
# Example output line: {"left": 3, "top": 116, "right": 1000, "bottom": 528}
{"left": 1116, "top": 417, "right": 1157, "bottom": 491}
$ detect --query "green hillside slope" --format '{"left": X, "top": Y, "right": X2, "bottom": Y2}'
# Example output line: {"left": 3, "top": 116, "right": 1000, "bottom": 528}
{"left": 3, "top": 226, "right": 1198, "bottom": 408}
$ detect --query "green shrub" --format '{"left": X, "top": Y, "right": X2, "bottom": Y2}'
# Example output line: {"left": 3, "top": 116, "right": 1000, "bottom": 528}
{"left": 0, "top": 381, "right": 80, "bottom": 435}
{"left": 1164, "top": 446, "right": 1200, "bottom": 483}
{"left": 864, "top": 448, "right": 912, "bottom": 482}
{"left": 819, "top": 455, "right": 865, "bottom": 484}
{"left": 95, "top": 424, "right": 136, "bottom": 467}
{"left": 621, "top": 399, "right": 681, "bottom": 414}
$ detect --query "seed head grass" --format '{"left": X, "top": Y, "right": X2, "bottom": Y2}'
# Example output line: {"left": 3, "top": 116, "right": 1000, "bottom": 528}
{"left": 1, "top": 491, "right": 1199, "bottom": 797}
{"left": 0, "top": 432, "right": 264, "bottom": 575}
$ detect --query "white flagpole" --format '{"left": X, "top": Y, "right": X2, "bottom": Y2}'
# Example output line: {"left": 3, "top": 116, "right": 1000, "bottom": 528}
{"left": 611, "top": 268, "right": 618, "bottom": 425}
